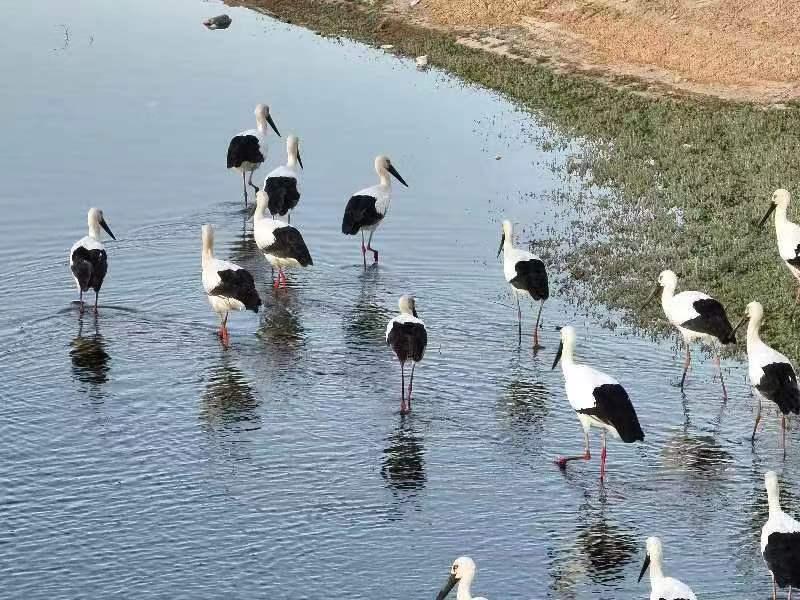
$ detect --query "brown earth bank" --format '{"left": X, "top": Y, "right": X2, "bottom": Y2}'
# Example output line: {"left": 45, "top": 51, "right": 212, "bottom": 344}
{"left": 394, "top": 0, "right": 800, "bottom": 103}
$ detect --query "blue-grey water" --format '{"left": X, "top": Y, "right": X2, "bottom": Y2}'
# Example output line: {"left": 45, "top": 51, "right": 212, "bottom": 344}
{"left": 0, "top": 0, "right": 797, "bottom": 598}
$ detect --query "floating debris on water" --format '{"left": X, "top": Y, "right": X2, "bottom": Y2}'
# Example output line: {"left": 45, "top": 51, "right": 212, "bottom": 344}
{"left": 203, "top": 14, "right": 232, "bottom": 30}
{"left": 416, "top": 55, "right": 428, "bottom": 69}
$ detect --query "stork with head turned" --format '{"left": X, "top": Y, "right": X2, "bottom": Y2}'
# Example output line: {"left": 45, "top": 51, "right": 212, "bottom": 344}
{"left": 732, "top": 301, "right": 800, "bottom": 453}
{"left": 201, "top": 225, "right": 261, "bottom": 345}
{"left": 341, "top": 155, "right": 407, "bottom": 268}
{"left": 497, "top": 220, "right": 549, "bottom": 348}
{"left": 385, "top": 295, "right": 427, "bottom": 415}
{"left": 263, "top": 134, "right": 302, "bottom": 222}
{"left": 642, "top": 270, "right": 736, "bottom": 399}
{"left": 436, "top": 557, "right": 488, "bottom": 600}
{"left": 761, "top": 471, "right": 800, "bottom": 600}
{"left": 638, "top": 537, "right": 697, "bottom": 600}
{"left": 759, "top": 189, "right": 800, "bottom": 303}
{"left": 253, "top": 191, "right": 313, "bottom": 288}
{"left": 552, "top": 326, "right": 644, "bottom": 481}
{"left": 226, "top": 103, "right": 281, "bottom": 207}
{"left": 70, "top": 208, "right": 116, "bottom": 314}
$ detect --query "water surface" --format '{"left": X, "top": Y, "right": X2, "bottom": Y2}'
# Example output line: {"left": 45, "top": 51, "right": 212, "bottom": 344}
{"left": 1, "top": 1, "right": 797, "bottom": 598}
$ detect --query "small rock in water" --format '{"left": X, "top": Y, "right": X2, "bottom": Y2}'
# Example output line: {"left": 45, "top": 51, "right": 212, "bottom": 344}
{"left": 415, "top": 55, "right": 428, "bottom": 69}
{"left": 494, "top": 155, "right": 502, "bottom": 160}
{"left": 203, "top": 14, "right": 232, "bottom": 30}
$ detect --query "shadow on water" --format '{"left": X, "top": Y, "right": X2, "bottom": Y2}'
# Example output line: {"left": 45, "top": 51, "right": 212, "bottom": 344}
{"left": 342, "top": 267, "right": 390, "bottom": 349}
{"left": 258, "top": 293, "right": 306, "bottom": 355}
{"left": 381, "top": 416, "right": 426, "bottom": 495}
{"left": 200, "top": 353, "right": 261, "bottom": 436}
{"left": 69, "top": 314, "right": 110, "bottom": 387}
{"left": 548, "top": 491, "right": 638, "bottom": 598}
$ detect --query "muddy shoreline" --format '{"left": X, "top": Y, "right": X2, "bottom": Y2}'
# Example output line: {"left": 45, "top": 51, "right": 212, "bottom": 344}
{"left": 230, "top": 0, "right": 800, "bottom": 357}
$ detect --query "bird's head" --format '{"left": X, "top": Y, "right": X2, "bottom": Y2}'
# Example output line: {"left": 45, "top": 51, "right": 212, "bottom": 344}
{"left": 436, "top": 557, "right": 476, "bottom": 600}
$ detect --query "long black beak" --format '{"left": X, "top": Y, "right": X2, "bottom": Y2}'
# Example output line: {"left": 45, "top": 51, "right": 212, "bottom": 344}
{"left": 640, "top": 285, "right": 660, "bottom": 311}
{"left": 758, "top": 203, "right": 776, "bottom": 228}
{"left": 100, "top": 218, "right": 116, "bottom": 240}
{"left": 496, "top": 233, "right": 505, "bottom": 258}
{"left": 436, "top": 573, "right": 458, "bottom": 600}
{"left": 267, "top": 114, "right": 281, "bottom": 137}
{"left": 732, "top": 314, "right": 748, "bottom": 336}
{"left": 637, "top": 554, "right": 651, "bottom": 583}
{"left": 551, "top": 340, "right": 563, "bottom": 370}
{"left": 297, "top": 149, "right": 303, "bottom": 170}
{"left": 387, "top": 163, "right": 408, "bottom": 187}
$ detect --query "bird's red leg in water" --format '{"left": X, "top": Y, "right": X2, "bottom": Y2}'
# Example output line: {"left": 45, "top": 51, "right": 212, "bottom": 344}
{"left": 556, "top": 431, "right": 591, "bottom": 469}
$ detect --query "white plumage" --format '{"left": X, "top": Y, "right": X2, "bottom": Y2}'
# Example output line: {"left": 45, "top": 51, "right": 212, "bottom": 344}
{"left": 340, "top": 155, "right": 408, "bottom": 267}
{"left": 263, "top": 134, "right": 302, "bottom": 221}
{"left": 638, "top": 537, "right": 697, "bottom": 600}
{"left": 385, "top": 295, "right": 427, "bottom": 414}
{"left": 69, "top": 207, "right": 115, "bottom": 313}
{"left": 201, "top": 224, "right": 261, "bottom": 344}
{"left": 645, "top": 269, "right": 735, "bottom": 396}
{"left": 760, "top": 189, "right": 800, "bottom": 303}
{"left": 552, "top": 326, "right": 644, "bottom": 480}
{"left": 436, "top": 557, "right": 488, "bottom": 600}
{"left": 226, "top": 103, "right": 281, "bottom": 206}
{"left": 761, "top": 471, "right": 800, "bottom": 600}
{"left": 498, "top": 220, "right": 549, "bottom": 348}
{"left": 253, "top": 191, "right": 313, "bottom": 288}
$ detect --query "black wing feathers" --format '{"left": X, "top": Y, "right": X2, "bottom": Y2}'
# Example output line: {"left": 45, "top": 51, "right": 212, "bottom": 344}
{"left": 510, "top": 259, "right": 549, "bottom": 301}
{"left": 341, "top": 195, "right": 381, "bottom": 235}
{"left": 756, "top": 363, "right": 800, "bottom": 414}
{"left": 788, "top": 244, "right": 800, "bottom": 269}
{"left": 764, "top": 531, "right": 800, "bottom": 588}
{"left": 387, "top": 322, "right": 427, "bottom": 363}
{"left": 681, "top": 298, "right": 736, "bottom": 344}
{"left": 578, "top": 384, "right": 644, "bottom": 443}
{"left": 210, "top": 269, "right": 262, "bottom": 312}
{"left": 267, "top": 227, "right": 313, "bottom": 266}
{"left": 265, "top": 176, "right": 300, "bottom": 216}
{"left": 71, "top": 247, "right": 108, "bottom": 292}
{"left": 227, "top": 135, "right": 263, "bottom": 169}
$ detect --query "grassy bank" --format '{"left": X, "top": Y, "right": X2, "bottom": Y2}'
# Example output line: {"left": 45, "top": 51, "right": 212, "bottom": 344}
{"left": 233, "top": 0, "right": 800, "bottom": 356}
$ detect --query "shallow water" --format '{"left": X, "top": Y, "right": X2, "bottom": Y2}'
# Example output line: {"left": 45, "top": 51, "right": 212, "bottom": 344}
{"left": 1, "top": 0, "right": 798, "bottom": 598}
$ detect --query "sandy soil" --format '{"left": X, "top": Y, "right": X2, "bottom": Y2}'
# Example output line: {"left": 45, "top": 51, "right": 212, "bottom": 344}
{"left": 389, "top": 0, "right": 800, "bottom": 103}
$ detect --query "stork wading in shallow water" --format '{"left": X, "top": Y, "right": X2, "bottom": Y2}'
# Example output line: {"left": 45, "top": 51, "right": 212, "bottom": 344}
{"left": 226, "top": 103, "right": 281, "bottom": 207}
{"left": 386, "top": 295, "right": 427, "bottom": 415}
{"left": 70, "top": 208, "right": 116, "bottom": 314}
{"left": 201, "top": 225, "right": 261, "bottom": 345}
{"left": 253, "top": 191, "right": 313, "bottom": 288}
{"left": 341, "top": 155, "right": 407, "bottom": 268}
{"left": 759, "top": 189, "right": 800, "bottom": 304}
{"left": 638, "top": 537, "right": 697, "bottom": 600}
{"left": 435, "top": 557, "right": 488, "bottom": 600}
{"left": 642, "top": 269, "right": 736, "bottom": 399}
{"left": 263, "top": 134, "right": 302, "bottom": 223}
{"left": 732, "top": 302, "right": 800, "bottom": 453}
{"left": 761, "top": 471, "right": 800, "bottom": 600}
{"left": 552, "top": 326, "right": 644, "bottom": 481}
{"left": 497, "top": 220, "right": 549, "bottom": 348}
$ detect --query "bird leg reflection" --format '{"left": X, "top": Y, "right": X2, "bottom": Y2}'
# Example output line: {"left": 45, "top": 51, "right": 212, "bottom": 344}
{"left": 714, "top": 354, "right": 728, "bottom": 402}
{"left": 752, "top": 397, "right": 763, "bottom": 442}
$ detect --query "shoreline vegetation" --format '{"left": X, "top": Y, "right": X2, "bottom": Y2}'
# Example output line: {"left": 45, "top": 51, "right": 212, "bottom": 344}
{"left": 230, "top": 0, "right": 800, "bottom": 356}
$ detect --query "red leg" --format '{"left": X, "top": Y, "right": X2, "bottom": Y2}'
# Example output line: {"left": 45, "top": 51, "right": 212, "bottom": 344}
{"left": 680, "top": 345, "right": 691, "bottom": 389}
{"left": 599, "top": 431, "right": 607, "bottom": 481}
{"left": 361, "top": 232, "right": 367, "bottom": 269}
{"left": 556, "top": 431, "right": 591, "bottom": 469}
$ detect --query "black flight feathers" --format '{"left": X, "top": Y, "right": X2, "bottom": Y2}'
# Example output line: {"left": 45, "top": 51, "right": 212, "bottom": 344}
{"left": 341, "top": 195, "right": 381, "bottom": 235}
{"left": 578, "top": 384, "right": 644, "bottom": 443}
{"left": 209, "top": 269, "right": 261, "bottom": 312}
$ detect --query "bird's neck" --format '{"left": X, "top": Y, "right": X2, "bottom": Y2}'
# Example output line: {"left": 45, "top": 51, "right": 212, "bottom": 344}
{"left": 378, "top": 172, "right": 391, "bottom": 188}
{"left": 660, "top": 285, "right": 675, "bottom": 309}
{"left": 88, "top": 223, "right": 102, "bottom": 239}
{"left": 457, "top": 579, "right": 472, "bottom": 600}
{"left": 648, "top": 560, "right": 664, "bottom": 583}
{"left": 201, "top": 249, "right": 214, "bottom": 266}
{"left": 560, "top": 344, "right": 576, "bottom": 366}
{"left": 256, "top": 121, "right": 269, "bottom": 136}
{"left": 746, "top": 318, "right": 762, "bottom": 349}
{"left": 768, "top": 489, "right": 783, "bottom": 516}
{"left": 775, "top": 203, "right": 789, "bottom": 226}
{"left": 287, "top": 152, "right": 298, "bottom": 168}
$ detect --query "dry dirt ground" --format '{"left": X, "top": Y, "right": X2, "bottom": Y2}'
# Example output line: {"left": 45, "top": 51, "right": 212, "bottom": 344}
{"left": 386, "top": 0, "right": 800, "bottom": 103}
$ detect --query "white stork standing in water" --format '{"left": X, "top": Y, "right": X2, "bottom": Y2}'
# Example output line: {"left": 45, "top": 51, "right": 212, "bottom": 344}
{"left": 761, "top": 471, "right": 800, "bottom": 600}
{"left": 638, "top": 537, "right": 697, "bottom": 600}
{"left": 201, "top": 225, "right": 261, "bottom": 345}
{"left": 264, "top": 134, "right": 302, "bottom": 223}
{"left": 498, "top": 220, "right": 549, "bottom": 348}
{"left": 70, "top": 208, "right": 116, "bottom": 314}
{"left": 386, "top": 295, "right": 427, "bottom": 415}
{"left": 642, "top": 270, "right": 736, "bottom": 398}
{"left": 253, "top": 191, "right": 313, "bottom": 288}
{"left": 435, "top": 557, "right": 488, "bottom": 600}
{"left": 226, "top": 103, "right": 281, "bottom": 207}
{"left": 732, "top": 301, "right": 800, "bottom": 453}
{"left": 341, "top": 155, "right": 407, "bottom": 268}
{"left": 759, "top": 189, "right": 800, "bottom": 303}
{"left": 552, "top": 326, "right": 644, "bottom": 481}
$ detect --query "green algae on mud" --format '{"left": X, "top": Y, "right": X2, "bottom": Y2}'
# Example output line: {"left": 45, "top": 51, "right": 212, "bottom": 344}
{"left": 232, "top": 0, "right": 800, "bottom": 357}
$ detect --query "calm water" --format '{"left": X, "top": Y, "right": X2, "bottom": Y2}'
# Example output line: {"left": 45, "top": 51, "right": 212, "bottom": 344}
{"left": 1, "top": 1, "right": 797, "bottom": 598}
